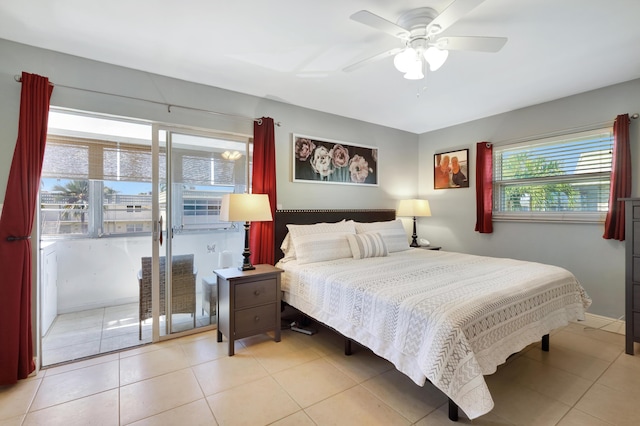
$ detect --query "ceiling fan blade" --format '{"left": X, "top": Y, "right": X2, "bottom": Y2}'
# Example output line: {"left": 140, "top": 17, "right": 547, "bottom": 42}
{"left": 350, "top": 10, "right": 410, "bottom": 40}
{"left": 436, "top": 36, "right": 507, "bottom": 52}
{"left": 427, "top": 0, "right": 486, "bottom": 35}
{"left": 343, "top": 47, "right": 403, "bottom": 73}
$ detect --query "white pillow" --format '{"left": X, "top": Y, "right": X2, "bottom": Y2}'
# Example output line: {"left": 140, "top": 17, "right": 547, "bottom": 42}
{"left": 279, "top": 233, "right": 296, "bottom": 263}
{"left": 287, "top": 220, "right": 355, "bottom": 250}
{"left": 354, "top": 219, "right": 409, "bottom": 253}
{"left": 294, "top": 232, "right": 353, "bottom": 265}
{"left": 347, "top": 233, "right": 388, "bottom": 259}
{"left": 286, "top": 220, "right": 355, "bottom": 240}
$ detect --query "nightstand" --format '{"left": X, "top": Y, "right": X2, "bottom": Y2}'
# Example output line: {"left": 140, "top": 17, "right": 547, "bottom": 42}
{"left": 418, "top": 245, "right": 441, "bottom": 250}
{"left": 214, "top": 264, "right": 283, "bottom": 356}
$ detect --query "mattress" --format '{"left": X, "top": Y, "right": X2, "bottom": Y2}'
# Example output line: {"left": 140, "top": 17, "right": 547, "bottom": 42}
{"left": 277, "top": 248, "right": 591, "bottom": 419}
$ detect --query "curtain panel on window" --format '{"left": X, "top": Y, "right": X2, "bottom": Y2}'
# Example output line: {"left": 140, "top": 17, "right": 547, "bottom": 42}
{"left": 250, "top": 117, "right": 276, "bottom": 265}
{"left": 0, "top": 72, "right": 53, "bottom": 385}
{"left": 603, "top": 114, "right": 631, "bottom": 240}
{"left": 475, "top": 142, "right": 493, "bottom": 233}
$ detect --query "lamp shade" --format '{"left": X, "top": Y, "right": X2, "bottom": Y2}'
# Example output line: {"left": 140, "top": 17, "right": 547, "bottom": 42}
{"left": 393, "top": 47, "right": 416, "bottom": 73}
{"left": 423, "top": 47, "right": 449, "bottom": 71}
{"left": 403, "top": 56, "right": 424, "bottom": 80}
{"left": 397, "top": 199, "right": 431, "bottom": 217}
{"left": 219, "top": 193, "right": 272, "bottom": 222}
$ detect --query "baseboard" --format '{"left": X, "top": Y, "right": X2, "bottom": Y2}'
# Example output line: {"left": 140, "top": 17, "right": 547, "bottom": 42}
{"left": 579, "top": 312, "right": 625, "bottom": 335}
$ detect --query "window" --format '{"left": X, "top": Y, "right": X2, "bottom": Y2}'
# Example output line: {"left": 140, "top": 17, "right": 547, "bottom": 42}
{"left": 127, "top": 224, "right": 144, "bottom": 233}
{"left": 41, "top": 125, "right": 156, "bottom": 237}
{"left": 493, "top": 127, "right": 613, "bottom": 222}
{"left": 41, "top": 109, "right": 250, "bottom": 238}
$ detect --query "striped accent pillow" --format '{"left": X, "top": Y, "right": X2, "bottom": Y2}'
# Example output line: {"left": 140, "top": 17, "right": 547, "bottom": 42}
{"left": 354, "top": 219, "right": 410, "bottom": 253}
{"left": 347, "top": 233, "right": 388, "bottom": 259}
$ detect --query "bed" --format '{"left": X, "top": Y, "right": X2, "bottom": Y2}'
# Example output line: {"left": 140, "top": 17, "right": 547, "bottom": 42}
{"left": 273, "top": 209, "right": 592, "bottom": 421}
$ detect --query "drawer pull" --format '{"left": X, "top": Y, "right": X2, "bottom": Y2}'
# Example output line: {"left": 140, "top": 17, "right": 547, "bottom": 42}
{"left": 254, "top": 316, "right": 260, "bottom": 322}
{"left": 254, "top": 289, "right": 261, "bottom": 296}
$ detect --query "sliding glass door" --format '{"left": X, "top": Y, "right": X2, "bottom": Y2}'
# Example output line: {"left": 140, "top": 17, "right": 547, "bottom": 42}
{"left": 153, "top": 126, "right": 249, "bottom": 339}
{"left": 38, "top": 109, "right": 251, "bottom": 366}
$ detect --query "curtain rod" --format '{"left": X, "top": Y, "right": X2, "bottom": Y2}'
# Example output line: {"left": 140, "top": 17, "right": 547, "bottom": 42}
{"left": 14, "top": 74, "right": 281, "bottom": 127}
{"left": 491, "top": 113, "right": 638, "bottom": 147}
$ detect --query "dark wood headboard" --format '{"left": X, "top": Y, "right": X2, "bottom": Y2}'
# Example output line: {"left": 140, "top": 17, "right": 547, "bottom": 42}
{"left": 273, "top": 209, "right": 396, "bottom": 264}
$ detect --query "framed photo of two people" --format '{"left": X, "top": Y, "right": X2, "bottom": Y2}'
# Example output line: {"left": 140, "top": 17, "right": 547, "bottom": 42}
{"left": 434, "top": 148, "right": 469, "bottom": 189}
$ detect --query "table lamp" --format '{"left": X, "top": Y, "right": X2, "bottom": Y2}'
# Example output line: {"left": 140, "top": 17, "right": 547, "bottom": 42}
{"left": 397, "top": 199, "right": 431, "bottom": 247}
{"left": 220, "top": 193, "right": 273, "bottom": 270}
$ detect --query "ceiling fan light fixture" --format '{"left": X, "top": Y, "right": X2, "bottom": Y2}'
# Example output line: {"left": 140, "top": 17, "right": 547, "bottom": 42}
{"left": 345, "top": 5, "right": 508, "bottom": 78}
{"left": 423, "top": 47, "right": 449, "bottom": 71}
{"left": 222, "top": 150, "right": 242, "bottom": 161}
{"left": 393, "top": 47, "right": 416, "bottom": 73}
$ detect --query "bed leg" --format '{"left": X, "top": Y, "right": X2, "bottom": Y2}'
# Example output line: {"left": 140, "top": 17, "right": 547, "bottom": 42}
{"left": 345, "top": 338, "right": 352, "bottom": 356}
{"left": 448, "top": 398, "right": 459, "bottom": 421}
{"left": 542, "top": 334, "right": 549, "bottom": 352}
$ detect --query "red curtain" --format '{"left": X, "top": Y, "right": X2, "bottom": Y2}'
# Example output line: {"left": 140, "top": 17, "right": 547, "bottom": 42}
{"left": 603, "top": 114, "right": 631, "bottom": 240}
{"left": 475, "top": 142, "right": 493, "bottom": 233}
{"left": 250, "top": 117, "right": 276, "bottom": 265}
{"left": 0, "top": 72, "right": 53, "bottom": 385}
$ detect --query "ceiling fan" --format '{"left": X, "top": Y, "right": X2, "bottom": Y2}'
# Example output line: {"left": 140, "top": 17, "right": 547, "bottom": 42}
{"left": 344, "top": 0, "right": 507, "bottom": 79}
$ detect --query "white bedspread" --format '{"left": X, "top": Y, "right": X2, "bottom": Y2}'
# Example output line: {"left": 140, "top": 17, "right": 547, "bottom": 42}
{"left": 277, "top": 249, "right": 591, "bottom": 419}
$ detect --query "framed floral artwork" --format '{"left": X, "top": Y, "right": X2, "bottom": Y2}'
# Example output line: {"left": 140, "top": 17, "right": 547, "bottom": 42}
{"left": 434, "top": 148, "right": 469, "bottom": 189}
{"left": 292, "top": 134, "right": 378, "bottom": 186}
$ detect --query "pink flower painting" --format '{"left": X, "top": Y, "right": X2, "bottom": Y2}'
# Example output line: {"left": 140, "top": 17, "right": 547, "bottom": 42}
{"left": 293, "top": 135, "right": 377, "bottom": 185}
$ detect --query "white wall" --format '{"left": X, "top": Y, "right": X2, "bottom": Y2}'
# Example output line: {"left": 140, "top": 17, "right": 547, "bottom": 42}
{"left": 417, "top": 79, "right": 640, "bottom": 318}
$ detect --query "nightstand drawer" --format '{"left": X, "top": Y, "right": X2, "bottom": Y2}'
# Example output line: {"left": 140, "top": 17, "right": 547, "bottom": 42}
{"left": 235, "top": 278, "right": 277, "bottom": 308}
{"left": 235, "top": 304, "right": 277, "bottom": 334}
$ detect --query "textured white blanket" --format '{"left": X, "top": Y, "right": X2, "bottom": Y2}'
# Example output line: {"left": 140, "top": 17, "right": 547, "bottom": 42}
{"left": 278, "top": 249, "right": 591, "bottom": 419}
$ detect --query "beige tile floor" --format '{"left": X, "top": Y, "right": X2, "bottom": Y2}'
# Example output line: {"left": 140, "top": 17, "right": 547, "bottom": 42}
{"left": 42, "top": 302, "right": 215, "bottom": 366}
{"left": 2, "top": 318, "right": 640, "bottom": 425}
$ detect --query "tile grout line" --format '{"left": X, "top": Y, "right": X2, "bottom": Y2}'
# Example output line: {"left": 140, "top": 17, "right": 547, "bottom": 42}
{"left": 551, "top": 334, "right": 625, "bottom": 426}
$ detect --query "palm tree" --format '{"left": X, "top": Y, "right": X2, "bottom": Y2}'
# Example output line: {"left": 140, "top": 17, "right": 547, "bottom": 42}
{"left": 53, "top": 180, "right": 89, "bottom": 225}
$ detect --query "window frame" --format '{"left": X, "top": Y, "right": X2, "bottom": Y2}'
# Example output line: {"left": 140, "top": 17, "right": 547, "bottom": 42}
{"left": 492, "top": 127, "right": 614, "bottom": 223}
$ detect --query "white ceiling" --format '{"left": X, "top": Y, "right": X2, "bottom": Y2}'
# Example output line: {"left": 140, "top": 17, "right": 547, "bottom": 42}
{"left": 1, "top": 0, "right": 639, "bottom": 134}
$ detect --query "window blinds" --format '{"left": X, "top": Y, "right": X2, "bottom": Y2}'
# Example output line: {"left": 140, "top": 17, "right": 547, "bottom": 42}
{"left": 493, "top": 128, "right": 613, "bottom": 214}
{"left": 43, "top": 136, "right": 238, "bottom": 185}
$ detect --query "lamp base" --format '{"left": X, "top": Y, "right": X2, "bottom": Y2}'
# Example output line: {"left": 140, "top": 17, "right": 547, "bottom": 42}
{"left": 410, "top": 216, "right": 421, "bottom": 247}
{"left": 239, "top": 221, "right": 255, "bottom": 271}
